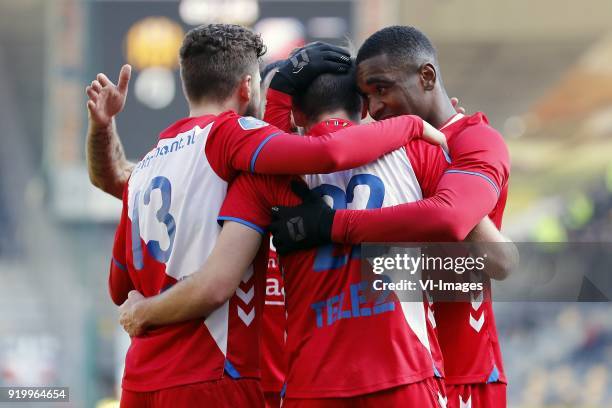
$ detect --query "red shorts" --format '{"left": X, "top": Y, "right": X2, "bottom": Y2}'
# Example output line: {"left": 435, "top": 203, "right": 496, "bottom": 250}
{"left": 120, "top": 377, "right": 264, "bottom": 408}
{"left": 446, "top": 383, "right": 507, "bottom": 408}
{"left": 282, "top": 377, "right": 445, "bottom": 408}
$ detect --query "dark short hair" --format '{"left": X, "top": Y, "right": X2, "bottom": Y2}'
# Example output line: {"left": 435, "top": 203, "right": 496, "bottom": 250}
{"left": 293, "top": 63, "right": 362, "bottom": 124}
{"left": 179, "top": 24, "right": 266, "bottom": 103}
{"left": 356, "top": 25, "right": 437, "bottom": 72}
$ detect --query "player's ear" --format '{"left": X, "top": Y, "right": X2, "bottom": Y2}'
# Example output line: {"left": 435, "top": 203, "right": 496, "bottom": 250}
{"left": 238, "top": 74, "right": 253, "bottom": 103}
{"left": 420, "top": 63, "right": 436, "bottom": 91}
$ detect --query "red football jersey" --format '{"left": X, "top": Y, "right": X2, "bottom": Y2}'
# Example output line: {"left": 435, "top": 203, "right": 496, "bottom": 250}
{"left": 427, "top": 114, "right": 508, "bottom": 386}
{"left": 258, "top": 90, "right": 435, "bottom": 397}
{"left": 407, "top": 113, "right": 509, "bottom": 385}
{"left": 219, "top": 119, "right": 445, "bottom": 399}
{"left": 110, "top": 112, "right": 281, "bottom": 392}
{"left": 220, "top": 173, "right": 441, "bottom": 398}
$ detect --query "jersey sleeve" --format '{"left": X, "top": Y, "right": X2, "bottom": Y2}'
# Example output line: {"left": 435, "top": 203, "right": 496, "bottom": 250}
{"left": 405, "top": 139, "right": 449, "bottom": 198}
{"left": 109, "top": 186, "right": 135, "bottom": 305}
{"left": 253, "top": 114, "right": 425, "bottom": 175}
{"left": 206, "top": 111, "right": 284, "bottom": 181}
{"left": 444, "top": 124, "right": 509, "bottom": 197}
{"left": 208, "top": 112, "right": 425, "bottom": 179}
{"left": 331, "top": 125, "right": 510, "bottom": 243}
{"left": 218, "top": 173, "right": 298, "bottom": 234}
{"left": 263, "top": 88, "right": 293, "bottom": 133}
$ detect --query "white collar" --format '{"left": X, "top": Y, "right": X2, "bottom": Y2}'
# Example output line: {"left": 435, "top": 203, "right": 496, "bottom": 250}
{"left": 440, "top": 113, "right": 465, "bottom": 130}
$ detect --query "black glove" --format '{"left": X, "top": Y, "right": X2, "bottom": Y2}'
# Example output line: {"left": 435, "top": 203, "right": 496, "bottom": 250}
{"left": 270, "top": 181, "right": 335, "bottom": 255}
{"left": 270, "top": 42, "right": 352, "bottom": 95}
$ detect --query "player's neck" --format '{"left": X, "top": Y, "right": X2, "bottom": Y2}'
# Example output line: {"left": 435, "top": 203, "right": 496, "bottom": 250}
{"left": 429, "top": 92, "right": 458, "bottom": 129}
{"left": 188, "top": 98, "right": 241, "bottom": 118}
{"left": 305, "top": 110, "right": 355, "bottom": 132}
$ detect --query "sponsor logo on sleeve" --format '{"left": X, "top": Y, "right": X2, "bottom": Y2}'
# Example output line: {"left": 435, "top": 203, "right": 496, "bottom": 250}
{"left": 238, "top": 116, "right": 269, "bottom": 130}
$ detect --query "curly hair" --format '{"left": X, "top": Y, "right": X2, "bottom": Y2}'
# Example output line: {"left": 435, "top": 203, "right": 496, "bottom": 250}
{"left": 180, "top": 24, "right": 266, "bottom": 103}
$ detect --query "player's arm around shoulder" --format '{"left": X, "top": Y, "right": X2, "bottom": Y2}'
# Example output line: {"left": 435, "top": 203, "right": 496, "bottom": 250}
{"left": 119, "top": 222, "right": 263, "bottom": 337}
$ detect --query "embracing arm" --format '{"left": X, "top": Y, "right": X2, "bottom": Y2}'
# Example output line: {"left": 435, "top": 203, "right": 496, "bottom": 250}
{"left": 333, "top": 173, "right": 497, "bottom": 243}
{"left": 331, "top": 125, "right": 509, "bottom": 243}
{"left": 253, "top": 115, "right": 445, "bottom": 175}
{"left": 267, "top": 124, "right": 509, "bottom": 254}
{"left": 466, "top": 217, "right": 518, "bottom": 280}
{"left": 119, "top": 222, "right": 262, "bottom": 336}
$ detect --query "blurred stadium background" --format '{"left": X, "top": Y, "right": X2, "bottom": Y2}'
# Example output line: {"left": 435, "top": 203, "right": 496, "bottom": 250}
{"left": 0, "top": 0, "right": 611, "bottom": 406}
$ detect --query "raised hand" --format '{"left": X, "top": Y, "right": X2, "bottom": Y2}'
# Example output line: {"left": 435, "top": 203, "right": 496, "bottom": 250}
{"left": 86, "top": 64, "right": 132, "bottom": 127}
